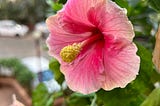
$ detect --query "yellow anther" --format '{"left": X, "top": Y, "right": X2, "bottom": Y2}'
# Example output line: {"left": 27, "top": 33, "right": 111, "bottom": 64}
{"left": 60, "top": 43, "right": 82, "bottom": 63}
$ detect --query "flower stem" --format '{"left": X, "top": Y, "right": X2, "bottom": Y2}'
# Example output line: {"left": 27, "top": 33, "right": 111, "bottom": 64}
{"left": 90, "top": 94, "right": 97, "bottom": 106}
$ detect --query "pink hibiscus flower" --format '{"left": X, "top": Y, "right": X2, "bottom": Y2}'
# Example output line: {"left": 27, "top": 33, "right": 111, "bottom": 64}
{"left": 46, "top": 0, "right": 140, "bottom": 94}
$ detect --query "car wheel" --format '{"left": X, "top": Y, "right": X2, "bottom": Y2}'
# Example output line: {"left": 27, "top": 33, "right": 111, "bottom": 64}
{"left": 15, "top": 34, "right": 20, "bottom": 37}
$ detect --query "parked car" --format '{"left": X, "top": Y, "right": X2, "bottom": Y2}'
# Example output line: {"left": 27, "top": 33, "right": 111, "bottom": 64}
{"left": 21, "top": 56, "right": 49, "bottom": 73}
{"left": 0, "top": 20, "right": 29, "bottom": 37}
{"left": 35, "top": 22, "right": 49, "bottom": 38}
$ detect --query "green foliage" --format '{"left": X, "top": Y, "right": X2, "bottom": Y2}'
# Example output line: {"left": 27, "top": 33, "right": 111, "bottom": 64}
{"left": 58, "top": 0, "right": 67, "bottom": 4}
{"left": 128, "top": 0, "right": 155, "bottom": 37}
{"left": 0, "top": 0, "right": 48, "bottom": 24}
{"left": 148, "top": 0, "right": 160, "bottom": 13}
{"left": 32, "top": 83, "right": 64, "bottom": 106}
{"left": 49, "top": 58, "right": 64, "bottom": 84}
{"left": 32, "top": 83, "right": 53, "bottom": 106}
{"left": 151, "top": 69, "right": 160, "bottom": 83}
{"left": 97, "top": 89, "right": 144, "bottom": 106}
{"left": 134, "top": 43, "right": 154, "bottom": 93}
{"left": 141, "top": 88, "right": 160, "bottom": 106}
{"left": 66, "top": 93, "right": 95, "bottom": 106}
{"left": 0, "top": 58, "right": 34, "bottom": 88}
{"left": 114, "top": 0, "right": 129, "bottom": 9}
{"left": 52, "top": 2, "right": 63, "bottom": 12}
{"left": 46, "top": 0, "right": 63, "bottom": 14}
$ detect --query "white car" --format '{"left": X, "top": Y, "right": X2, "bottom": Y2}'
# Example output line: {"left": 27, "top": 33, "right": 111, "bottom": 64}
{"left": 35, "top": 22, "right": 49, "bottom": 38}
{"left": 0, "top": 20, "right": 29, "bottom": 37}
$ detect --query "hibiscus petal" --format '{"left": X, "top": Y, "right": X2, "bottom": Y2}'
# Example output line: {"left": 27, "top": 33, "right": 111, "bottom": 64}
{"left": 87, "top": 0, "right": 134, "bottom": 41}
{"left": 59, "top": 0, "right": 107, "bottom": 33}
{"left": 46, "top": 15, "right": 92, "bottom": 62}
{"left": 102, "top": 42, "right": 140, "bottom": 90}
{"left": 60, "top": 42, "right": 104, "bottom": 94}
{"left": 63, "top": 0, "right": 105, "bottom": 24}
{"left": 103, "top": 1, "right": 134, "bottom": 41}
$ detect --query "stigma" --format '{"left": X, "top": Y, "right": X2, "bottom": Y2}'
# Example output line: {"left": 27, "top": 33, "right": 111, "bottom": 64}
{"left": 60, "top": 43, "right": 82, "bottom": 63}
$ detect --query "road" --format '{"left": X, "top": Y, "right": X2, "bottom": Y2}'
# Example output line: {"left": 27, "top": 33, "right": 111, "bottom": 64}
{"left": 0, "top": 35, "right": 49, "bottom": 59}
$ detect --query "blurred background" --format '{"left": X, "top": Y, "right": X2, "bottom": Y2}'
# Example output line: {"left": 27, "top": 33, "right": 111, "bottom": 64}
{"left": 0, "top": 0, "right": 160, "bottom": 106}
{"left": 0, "top": 0, "right": 62, "bottom": 106}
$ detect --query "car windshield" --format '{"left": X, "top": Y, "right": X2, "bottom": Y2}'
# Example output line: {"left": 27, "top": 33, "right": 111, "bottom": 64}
{"left": 0, "top": 20, "right": 16, "bottom": 27}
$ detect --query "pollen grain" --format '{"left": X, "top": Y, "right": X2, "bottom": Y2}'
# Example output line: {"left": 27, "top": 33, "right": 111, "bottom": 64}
{"left": 60, "top": 43, "right": 82, "bottom": 63}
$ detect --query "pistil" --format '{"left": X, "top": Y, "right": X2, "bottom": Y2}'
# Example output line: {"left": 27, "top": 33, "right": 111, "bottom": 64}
{"left": 60, "top": 33, "right": 103, "bottom": 63}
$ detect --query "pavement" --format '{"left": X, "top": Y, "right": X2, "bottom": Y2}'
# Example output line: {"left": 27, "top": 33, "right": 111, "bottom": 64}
{"left": 0, "top": 34, "right": 49, "bottom": 59}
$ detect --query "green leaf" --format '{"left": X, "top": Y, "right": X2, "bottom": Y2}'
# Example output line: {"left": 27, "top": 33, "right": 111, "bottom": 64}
{"left": 97, "top": 87, "right": 145, "bottom": 106}
{"left": 148, "top": 0, "right": 160, "bottom": 12}
{"left": 46, "top": 0, "right": 63, "bottom": 13}
{"left": 58, "top": 0, "right": 67, "bottom": 4}
{"left": 127, "top": 0, "right": 154, "bottom": 37}
{"left": 133, "top": 43, "right": 154, "bottom": 94}
{"left": 52, "top": 2, "right": 63, "bottom": 12}
{"left": 66, "top": 93, "right": 93, "bottom": 106}
{"left": 140, "top": 88, "right": 160, "bottom": 106}
{"left": 114, "top": 0, "right": 129, "bottom": 8}
{"left": 70, "top": 92, "right": 95, "bottom": 98}
{"left": 49, "top": 58, "right": 64, "bottom": 84}
{"left": 32, "top": 83, "right": 53, "bottom": 106}
{"left": 90, "top": 94, "right": 97, "bottom": 106}
{"left": 151, "top": 69, "right": 160, "bottom": 83}
{"left": 127, "top": 0, "right": 140, "bottom": 7}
